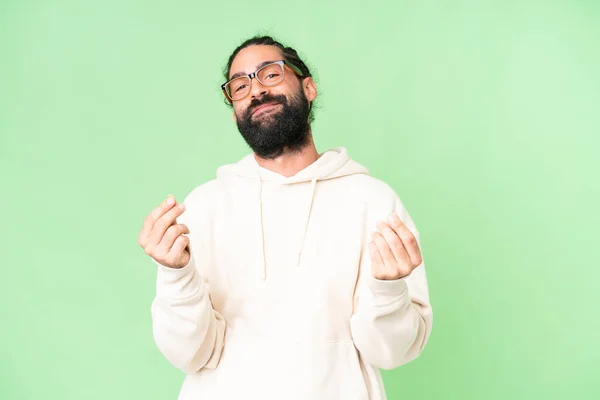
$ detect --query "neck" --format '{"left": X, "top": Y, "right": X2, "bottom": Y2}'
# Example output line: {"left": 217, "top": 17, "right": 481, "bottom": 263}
{"left": 254, "top": 136, "right": 320, "bottom": 178}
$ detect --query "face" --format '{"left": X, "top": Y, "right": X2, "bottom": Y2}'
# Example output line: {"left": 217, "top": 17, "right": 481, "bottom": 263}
{"left": 228, "top": 45, "right": 317, "bottom": 159}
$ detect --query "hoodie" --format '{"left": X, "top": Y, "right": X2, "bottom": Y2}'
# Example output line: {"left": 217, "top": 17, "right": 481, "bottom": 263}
{"left": 150, "top": 147, "right": 433, "bottom": 400}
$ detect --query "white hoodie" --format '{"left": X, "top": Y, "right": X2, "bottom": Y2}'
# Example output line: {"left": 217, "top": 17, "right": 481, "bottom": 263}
{"left": 150, "top": 147, "right": 433, "bottom": 400}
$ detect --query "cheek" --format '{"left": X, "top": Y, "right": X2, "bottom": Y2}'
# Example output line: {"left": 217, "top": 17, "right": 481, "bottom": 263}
{"left": 233, "top": 102, "right": 248, "bottom": 117}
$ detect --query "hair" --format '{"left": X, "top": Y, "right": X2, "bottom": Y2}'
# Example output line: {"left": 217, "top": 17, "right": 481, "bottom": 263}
{"left": 222, "top": 35, "right": 318, "bottom": 123}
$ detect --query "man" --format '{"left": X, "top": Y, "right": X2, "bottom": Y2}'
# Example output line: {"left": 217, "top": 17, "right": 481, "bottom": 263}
{"left": 138, "top": 35, "right": 433, "bottom": 400}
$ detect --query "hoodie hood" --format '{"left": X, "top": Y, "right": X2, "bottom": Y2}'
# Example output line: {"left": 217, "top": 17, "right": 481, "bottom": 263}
{"left": 216, "top": 147, "right": 369, "bottom": 280}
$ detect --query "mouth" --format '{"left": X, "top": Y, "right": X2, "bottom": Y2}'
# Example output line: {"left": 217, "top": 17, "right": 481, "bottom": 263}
{"left": 251, "top": 102, "right": 281, "bottom": 117}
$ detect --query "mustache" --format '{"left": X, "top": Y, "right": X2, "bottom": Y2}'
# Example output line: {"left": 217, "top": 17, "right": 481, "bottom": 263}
{"left": 246, "top": 94, "right": 287, "bottom": 117}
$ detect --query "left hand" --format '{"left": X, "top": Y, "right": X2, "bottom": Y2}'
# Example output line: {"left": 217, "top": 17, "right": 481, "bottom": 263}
{"left": 368, "top": 212, "right": 423, "bottom": 280}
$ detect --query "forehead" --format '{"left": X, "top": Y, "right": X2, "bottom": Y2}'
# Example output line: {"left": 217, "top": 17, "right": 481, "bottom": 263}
{"left": 229, "top": 45, "right": 283, "bottom": 79}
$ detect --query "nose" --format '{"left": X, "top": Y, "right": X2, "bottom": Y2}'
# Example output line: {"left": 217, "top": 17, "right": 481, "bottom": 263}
{"left": 249, "top": 76, "right": 269, "bottom": 99}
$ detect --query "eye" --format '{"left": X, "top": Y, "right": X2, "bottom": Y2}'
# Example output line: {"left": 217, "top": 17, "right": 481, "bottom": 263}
{"left": 234, "top": 84, "right": 247, "bottom": 93}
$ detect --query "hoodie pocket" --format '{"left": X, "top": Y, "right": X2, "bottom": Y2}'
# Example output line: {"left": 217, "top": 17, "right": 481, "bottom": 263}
{"left": 205, "top": 335, "right": 370, "bottom": 400}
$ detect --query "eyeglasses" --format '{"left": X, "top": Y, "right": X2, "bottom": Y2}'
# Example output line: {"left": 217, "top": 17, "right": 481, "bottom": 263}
{"left": 221, "top": 60, "right": 304, "bottom": 103}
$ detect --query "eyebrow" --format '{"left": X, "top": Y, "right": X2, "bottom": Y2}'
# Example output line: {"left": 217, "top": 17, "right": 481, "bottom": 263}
{"left": 229, "top": 60, "right": 277, "bottom": 80}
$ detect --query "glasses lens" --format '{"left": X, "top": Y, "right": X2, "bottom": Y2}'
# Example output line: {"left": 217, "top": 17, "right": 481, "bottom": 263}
{"left": 227, "top": 77, "right": 251, "bottom": 100}
{"left": 257, "top": 63, "right": 284, "bottom": 86}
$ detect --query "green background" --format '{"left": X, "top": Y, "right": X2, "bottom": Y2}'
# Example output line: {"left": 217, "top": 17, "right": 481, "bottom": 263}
{"left": 1, "top": 0, "right": 598, "bottom": 399}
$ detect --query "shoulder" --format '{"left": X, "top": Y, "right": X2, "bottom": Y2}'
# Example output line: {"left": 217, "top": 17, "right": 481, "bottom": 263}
{"left": 182, "top": 179, "right": 220, "bottom": 203}
{"left": 341, "top": 174, "right": 417, "bottom": 230}
{"left": 344, "top": 174, "right": 402, "bottom": 208}
{"left": 178, "top": 179, "right": 221, "bottom": 221}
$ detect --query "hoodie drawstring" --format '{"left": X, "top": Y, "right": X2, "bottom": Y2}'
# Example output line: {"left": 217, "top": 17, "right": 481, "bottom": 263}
{"left": 258, "top": 175, "right": 266, "bottom": 280}
{"left": 296, "top": 178, "right": 317, "bottom": 268}
{"left": 222, "top": 148, "right": 369, "bottom": 281}
{"left": 257, "top": 176, "right": 318, "bottom": 279}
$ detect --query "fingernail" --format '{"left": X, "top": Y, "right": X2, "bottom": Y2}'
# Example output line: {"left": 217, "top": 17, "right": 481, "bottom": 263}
{"left": 166, "top": 195, "right": 174, "bottom": 206}
{"left": 178, "top": 203, "right": 186, "bottom": 211}
{"left": 388, "top": 213, "right": 398, "bottom": 223}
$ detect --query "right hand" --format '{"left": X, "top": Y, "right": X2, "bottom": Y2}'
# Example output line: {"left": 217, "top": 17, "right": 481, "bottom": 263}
{"left": 138, "top": 194, "right": 190, "bottom": 269}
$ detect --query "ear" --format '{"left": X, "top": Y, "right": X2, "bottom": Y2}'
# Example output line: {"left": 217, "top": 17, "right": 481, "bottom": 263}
{"left": 302, "top": 77, "right": 317, "bottom": 103}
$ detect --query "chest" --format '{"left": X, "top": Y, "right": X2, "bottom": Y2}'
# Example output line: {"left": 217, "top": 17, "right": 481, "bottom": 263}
{"left": 204, "top": 185, "right": 367, "bottom": 339}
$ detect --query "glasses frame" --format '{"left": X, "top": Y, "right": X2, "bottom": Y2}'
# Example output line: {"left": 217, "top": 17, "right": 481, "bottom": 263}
{"left": 221, "top": 60, "right": 304, "bottom": 103}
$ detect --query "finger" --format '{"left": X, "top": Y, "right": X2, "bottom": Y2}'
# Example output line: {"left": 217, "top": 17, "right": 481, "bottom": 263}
{"left": 146, "top": 202, "right": 187, "bottom": 250}
{"left": 375, "top": 220, "right": 410, "bottom": 265}
{"left": 159, "top": 235, "right": 190, "bottom": 268}
{"left": 139, "top": 194, "right": 177, "bottom": 247}
{"left": 170, "top": 235, "right": 189, "bottom": 258}
{"left": 370, "top": 235, "right": 401, "bottom": 280}
{"left": 372, "top": 231, "right": 397, "bottom": 271}
{"left": 157, "top": 224, "right": 190, "bottom": 255}
{"left": 368, "top": 241, "right": 385, "bottom": 276}
{"left": 387, "top": 212, "right": 423, "bottom": 267}
{"left": 368, "top": 240, "right": 384, "bottom": 267}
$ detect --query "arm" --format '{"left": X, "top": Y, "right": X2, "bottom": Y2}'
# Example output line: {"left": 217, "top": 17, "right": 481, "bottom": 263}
{"left": 151, "top": 255, "right": 226, "bottom": 374}
{"left": 148, "top": 191, "right": 226, "bottom": 374}
{"left": 350, "top": 195, "right": 433, "bottom": 370}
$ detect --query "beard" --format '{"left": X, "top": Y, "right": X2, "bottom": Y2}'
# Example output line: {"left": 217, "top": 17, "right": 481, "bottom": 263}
{"left": 235, "top": 89, "right": 311, "bottom": 159}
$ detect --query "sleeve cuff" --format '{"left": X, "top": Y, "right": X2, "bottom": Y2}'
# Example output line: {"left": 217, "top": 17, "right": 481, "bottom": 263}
{"left": 153, "top": 252, "right": 201, "bottom": 300}
{"left": 366, "top": 274, "right": 410, "bottom": 307}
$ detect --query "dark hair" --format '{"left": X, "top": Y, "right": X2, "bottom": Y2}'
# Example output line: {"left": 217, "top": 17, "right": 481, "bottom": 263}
{"left": 222, "top": 35, "right": 317, "bottom": 123}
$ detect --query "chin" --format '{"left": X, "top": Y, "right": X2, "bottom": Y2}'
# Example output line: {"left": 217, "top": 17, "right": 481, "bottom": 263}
{"left": 252, "top": 111, "right": 282, "bottom": 125}
{"left": 255, "top": 107, "right": 282, "bottom": 118}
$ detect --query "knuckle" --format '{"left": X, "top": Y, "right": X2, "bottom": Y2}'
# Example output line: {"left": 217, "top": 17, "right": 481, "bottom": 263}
{"left": 172, "top": 234, "right": 183, "bottom": 245}
{"left": 171, "top": 206, "right": 184, "bottom": 216}
{"left": 177, "top": 238, "right": 189, "bottom": 251}
{"left": 400, "top": 233, "right": 413, "bottom": 246}
{"left": 387, "top": 234, "right": 401, "bottom": 247}
{"left": 154, "top": 219, "right": 165, "bottom": 232}
{"left": 154, "top": 246, "right": 167, "bottom": 259}
{"left": 175, "top": 226, "right": 187, "bottom": 237}
{"left": 165, "top": 225, "right": 177, "bottom": 236}
{"left": 177, "top": 224, "right": 188, "bottom": 234}
{"left": 144, "top": 245, "right": 153, "bottom": 256}
{"left": 157, "top": 219, "right": 171, "bottom": 232}
{"left": 388, "top": 218, "right": 399, "bottom": 229}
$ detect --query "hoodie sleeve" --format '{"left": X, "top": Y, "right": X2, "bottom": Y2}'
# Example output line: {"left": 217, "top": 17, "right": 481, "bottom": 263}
{"left": 150, "top": 189, "right": 226, "bottom": 374}
{"left": 349, "top": 194, "right": 433, "bottom": 370}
